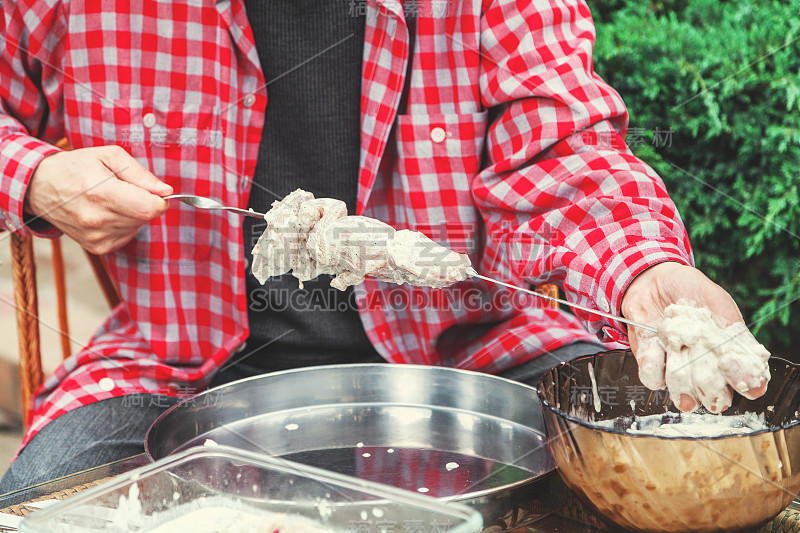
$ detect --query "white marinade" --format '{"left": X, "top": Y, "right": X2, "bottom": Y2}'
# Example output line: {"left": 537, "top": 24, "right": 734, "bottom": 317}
{"left": 596, "top": 411, "right": 768, "bottom": 438}
{"left": 251, "top": 189, "right": 474, "bottom": 290}
{"left": 147, "top": 505, "right": 336, "bottom": 533}
{"left": 104, "top": 487, "right": 338, "bottom": 533}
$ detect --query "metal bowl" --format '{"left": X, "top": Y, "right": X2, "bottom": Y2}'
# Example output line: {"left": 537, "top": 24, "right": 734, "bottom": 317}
{"left": 146, "top": 364, "right": 555, "bottom": 528}
{"left": 537, "top": 350, "right": 800, "bottom": 533}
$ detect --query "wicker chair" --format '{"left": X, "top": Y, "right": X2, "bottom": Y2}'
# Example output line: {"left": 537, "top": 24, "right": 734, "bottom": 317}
{"left": 9, "top": 139, "right": 121, "bottom": 426}
{"left": 10, "top": 235, "right": 121, "bottom": 425}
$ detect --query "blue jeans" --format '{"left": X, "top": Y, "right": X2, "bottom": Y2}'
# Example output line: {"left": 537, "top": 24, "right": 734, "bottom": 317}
{"left": 0, "top": 395, "right": 179, "bottom": 494}
{"left": 0, "top": 342, "right": 602, "bottom": 494}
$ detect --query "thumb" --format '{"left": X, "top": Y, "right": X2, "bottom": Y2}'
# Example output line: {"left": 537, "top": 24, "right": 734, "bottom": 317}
{"left": 98, "top": 145, "right": 173, "bottom": 196}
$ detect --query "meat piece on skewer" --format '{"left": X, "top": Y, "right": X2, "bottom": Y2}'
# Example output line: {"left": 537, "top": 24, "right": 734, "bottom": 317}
{"left": 251, "top": 189, "right": 473, "bottom": 290}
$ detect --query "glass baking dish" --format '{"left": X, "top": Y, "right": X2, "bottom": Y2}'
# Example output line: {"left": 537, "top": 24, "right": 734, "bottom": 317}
{"left": 20, "top": 445, "right": 483, "bottom": 532}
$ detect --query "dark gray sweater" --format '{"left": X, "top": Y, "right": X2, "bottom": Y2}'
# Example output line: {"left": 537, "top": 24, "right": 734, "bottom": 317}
{"left": 240, "top": 0, "right": 380, "bottom": 372}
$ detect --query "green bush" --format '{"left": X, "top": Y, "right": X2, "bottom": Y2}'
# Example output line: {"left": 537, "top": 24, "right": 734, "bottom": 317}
{"left": 588, "top": 0, "right": 800, "bottom": 355}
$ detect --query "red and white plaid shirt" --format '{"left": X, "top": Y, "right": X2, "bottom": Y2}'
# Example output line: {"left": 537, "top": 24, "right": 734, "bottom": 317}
{"left": 1, "top": 0, "right": 693, "bottom": 448}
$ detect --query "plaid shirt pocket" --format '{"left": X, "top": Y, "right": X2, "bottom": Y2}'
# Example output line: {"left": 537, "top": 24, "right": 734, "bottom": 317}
{"left": 97, "top": 100, "right": 225, "bottom": 264}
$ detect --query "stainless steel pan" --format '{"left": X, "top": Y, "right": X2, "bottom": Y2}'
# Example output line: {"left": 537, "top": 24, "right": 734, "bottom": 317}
{"left": 146, "top": 364, "right": 555, "bottom": 528}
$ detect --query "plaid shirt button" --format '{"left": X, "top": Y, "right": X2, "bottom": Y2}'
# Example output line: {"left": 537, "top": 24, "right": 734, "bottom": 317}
{"left": 243, "top": 94, "right": 256, "bottom": 107}
{"left": 430, "top": 127, "right": 446, "bottom": 143}
{"left": 142, "top": 113, "right": 156, "bottom": 128}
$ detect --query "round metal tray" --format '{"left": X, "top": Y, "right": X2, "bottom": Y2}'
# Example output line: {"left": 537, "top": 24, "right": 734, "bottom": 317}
{"left": 145, "top": 364, "right": 555, "bottom": 525}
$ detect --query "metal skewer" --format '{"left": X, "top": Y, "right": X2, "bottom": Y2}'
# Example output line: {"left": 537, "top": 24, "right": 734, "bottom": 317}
{"left": 161, "top": 195, "right": 657, "bottom": 334}
{"left": 469, "top": 270, "right": 657, "bottom": 333}
{"left": 163, "top": 194, "right": 266, "bottom": 219}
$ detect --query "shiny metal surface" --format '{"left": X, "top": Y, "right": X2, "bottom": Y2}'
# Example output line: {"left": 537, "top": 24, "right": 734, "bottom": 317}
{"left": 146, "top": 364, "right": 555, "bottom": 527}
{"left": 538, "top": 350, "right": 800, "bottom": 533}
{"left": 163, "top": 194, "right": 266, "bottom": 218}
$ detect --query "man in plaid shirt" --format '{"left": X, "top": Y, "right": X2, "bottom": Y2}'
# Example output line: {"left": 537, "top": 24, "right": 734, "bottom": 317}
{"left": 0, "top": 0, "right": 767, "bottom": 490}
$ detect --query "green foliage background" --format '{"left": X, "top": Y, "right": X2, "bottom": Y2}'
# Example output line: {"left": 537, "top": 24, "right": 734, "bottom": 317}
{"left": 587, "top": 0, "right": 800, "bottom": 355}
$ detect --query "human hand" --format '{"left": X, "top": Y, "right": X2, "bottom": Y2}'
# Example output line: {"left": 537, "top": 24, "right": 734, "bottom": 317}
{"left": 25, "top": 146, "right": 173, "bottom": 254}
{"left": 621, "top": 262, "right": 770, "bottom": 413}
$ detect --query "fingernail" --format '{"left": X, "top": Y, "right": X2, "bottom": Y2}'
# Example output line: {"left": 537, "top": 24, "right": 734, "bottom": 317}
{"left": 678, "top": 394, "right": 697, "bottom": 412}
{"left": 743, "top": 378, "right": 768, "bottom": 399}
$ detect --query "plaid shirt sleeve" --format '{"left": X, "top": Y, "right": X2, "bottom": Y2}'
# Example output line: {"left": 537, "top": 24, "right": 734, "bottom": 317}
{"left": 473, "top": 0, "right": 693, "bottom": 343}
{"left": 0, "top": 0, "right": 64, "bottom": 236}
